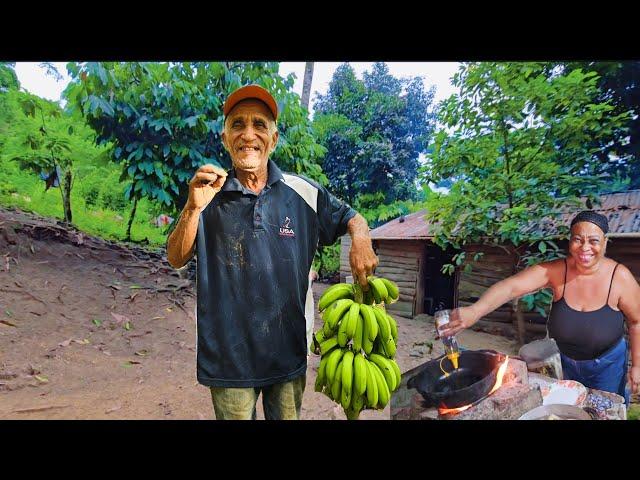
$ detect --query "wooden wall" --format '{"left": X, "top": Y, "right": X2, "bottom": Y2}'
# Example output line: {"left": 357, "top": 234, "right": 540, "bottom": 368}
{"left": 373, "top": 240, "right": 423, "bottom": 319}
{"left": 340, "top": 236, "right": 423, "bottom": 318}
{"left": 458, "top": 244, "right": 547, "bottom": 341}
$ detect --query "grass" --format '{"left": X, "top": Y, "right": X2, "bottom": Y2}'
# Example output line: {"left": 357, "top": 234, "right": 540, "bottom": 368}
{"left": 628, "top": 403, "right": 640, "bottom": 420}
{"left": 0, "top": 159, "right": 170, "bottom": 247}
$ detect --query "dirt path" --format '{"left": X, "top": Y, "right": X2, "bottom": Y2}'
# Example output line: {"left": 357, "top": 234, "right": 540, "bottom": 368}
{"left": 0, "top": 207, "right": 519, "bottom": 420}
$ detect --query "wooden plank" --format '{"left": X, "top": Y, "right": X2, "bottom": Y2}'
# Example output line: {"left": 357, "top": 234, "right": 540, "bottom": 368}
{"left": 376, "top": 249, "right": 423, "bottom": 259}
{"left": 376, "top": 266, "right": 418, "bottom": 275}
{"left": 377, "top": 256, "right": 420, "bottom": 266}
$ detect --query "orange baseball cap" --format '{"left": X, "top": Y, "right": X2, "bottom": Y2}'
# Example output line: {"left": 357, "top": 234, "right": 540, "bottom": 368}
{"left": 223, "top": 84, "right": 278, "bottom": 121}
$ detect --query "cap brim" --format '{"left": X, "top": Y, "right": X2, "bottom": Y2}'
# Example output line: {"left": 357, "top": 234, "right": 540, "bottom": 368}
{"left": 223, "top": 85, "right": 278, "bottom": 121}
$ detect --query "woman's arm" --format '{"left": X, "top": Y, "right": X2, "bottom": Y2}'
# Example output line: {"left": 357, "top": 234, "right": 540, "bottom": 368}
{"left": 441, "top": 260, "right": 557, "bottom": 337}
{"left": 617, "top": 265, "right": 640, "bottom": 394}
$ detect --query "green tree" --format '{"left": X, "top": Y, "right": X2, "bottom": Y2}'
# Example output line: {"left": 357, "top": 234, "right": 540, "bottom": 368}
{"left": 422, "top": 62, "right": 630, "bottom": 340}
{"left": 1, "top": 90, "right": 103, "bottom": 223}
{"left": 313, "top": 63, "right": 436, "bottom": 204}
{"left": 0, "top": 62, "right": 19, "bottom": 91}
{"left": 560, "top": 61, "right": 639, "bottom": 190}
{"left": 63, "top": 62, "right": 326, "bottom": 240}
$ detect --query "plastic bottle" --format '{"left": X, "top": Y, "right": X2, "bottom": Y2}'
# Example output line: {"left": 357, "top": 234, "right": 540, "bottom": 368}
{"left": 434, "top": 309, "right": 460, "bottom": 369}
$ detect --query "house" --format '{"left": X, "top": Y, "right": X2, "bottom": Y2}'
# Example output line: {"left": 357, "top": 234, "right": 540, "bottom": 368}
{"left": 340, "top": 190, "right": 640, "bottom": 342}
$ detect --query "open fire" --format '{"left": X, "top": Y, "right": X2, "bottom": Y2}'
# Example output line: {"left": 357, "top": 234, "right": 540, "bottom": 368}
{"left": 438, "top": 355, "right": 510, "bottom": 416}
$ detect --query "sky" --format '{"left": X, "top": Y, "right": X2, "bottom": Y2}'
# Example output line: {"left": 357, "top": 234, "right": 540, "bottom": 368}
{"left": 13, "top": 62, "right": 461, "bottom": 114}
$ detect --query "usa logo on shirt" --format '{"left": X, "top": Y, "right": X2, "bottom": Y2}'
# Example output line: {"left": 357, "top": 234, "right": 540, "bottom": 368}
{"left": 279, "top": 216, "right": 295, "bottom": 237}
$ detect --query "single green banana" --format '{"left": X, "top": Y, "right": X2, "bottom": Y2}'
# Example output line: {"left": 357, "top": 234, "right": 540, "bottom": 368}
{"left": 346, "top": 303, "right": 360, "bottom": 339}
{"left": 389, "top": 358, "right": 402, "bottom": 391}
{"left": 370, "top": 276, "right": 389, "bottom": 303}
{"left": 340, "top": 351, "right": 354, "bottom": 410}
{"left": 362, "top": 318, "right": 374, "bottom": 355}
{"left": 386, "top": 313, "right": 398, "bottom": 343}
{"left": 370, "top": 362, "right": 390, "bottom": 409}
{"left": 315, "top": 355, "right": 329, "bottom": 392}
{"left": 324, "top": 347, "right": 345, "bottom": 385}
{"left": 318, "top": 283, "right": 354, "bottom": 311}
{"left": 384, "top": 337, "right": 397, "bottom": 359}
{"left": 331, "top": 361, "right": 343, "bottom": 402}
{"left": 353, "top": 352, "right": 367, "bottom": 396}
{"left": 372, "top": 306, "right": 391, "bottom": 343}
{"left": 364, "top": 360, "right": 378, "bottom": 408}
{"left": 314, "top": 329, "right": 326, "bottom": 345}
{"left": 369, "top": 353, "right": 397, "bottom": 392}
{"left": 352, "top": 312, "right": 364, "bottom": 352}
{"left": 359, "top": 304, "right": 379, "bottom": 341}
{"left": 337, "top": 309, "right": 350, "bottom": 347}
{"left": 325, "top": 298, "right": 355, "bottom": 331}
{"left": 319, "top": 336, "right": 339, "bottom": 356}
{"left": 380, "top": 277, "right": 399, "bottom": 302}
{"left": 367, "top": 277, "right": 382, "bottom": 304}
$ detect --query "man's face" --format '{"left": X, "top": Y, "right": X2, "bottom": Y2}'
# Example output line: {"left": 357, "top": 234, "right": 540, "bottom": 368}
{"left": 222, "top": 99, "right": 278, "bottom": 173}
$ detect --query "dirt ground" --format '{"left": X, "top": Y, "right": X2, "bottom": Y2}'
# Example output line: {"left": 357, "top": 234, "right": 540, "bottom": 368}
{"left": 0, "top": 207, "right": 519, "bottom": 420}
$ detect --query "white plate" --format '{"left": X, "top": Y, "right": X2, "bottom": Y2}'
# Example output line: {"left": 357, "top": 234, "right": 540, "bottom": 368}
{"left": 540, "top": 380, "right": 587, "bottom": 406}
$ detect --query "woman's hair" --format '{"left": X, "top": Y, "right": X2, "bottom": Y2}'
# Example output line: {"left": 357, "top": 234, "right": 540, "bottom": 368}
{"left": 570, "top": 210, "right": 609, "bottom": 235}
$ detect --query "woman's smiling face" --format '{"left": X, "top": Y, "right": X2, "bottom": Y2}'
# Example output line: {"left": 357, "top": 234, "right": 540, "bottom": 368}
{"left": 568, "top": 221, "right": 607, "bottom": 268}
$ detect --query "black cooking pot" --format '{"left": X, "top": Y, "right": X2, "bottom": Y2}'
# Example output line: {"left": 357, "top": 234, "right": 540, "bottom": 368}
{"left": 406, "top": 349, "right": 506, "bottom": 409}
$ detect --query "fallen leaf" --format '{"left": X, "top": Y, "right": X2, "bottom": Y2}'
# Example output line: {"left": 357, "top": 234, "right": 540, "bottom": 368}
{"left": 73, "top": 338, "right": 90, "bottom": 345}
{"left": 109, "top": 284, "right": 122, "bottom": 291}
{"left": 124, "top": 321, "right": 132, "bottom": 331}
{"left": 129, "top": 285, "right": 143, "bottom": 289}
{"left": 14, "top": 281, "right": 23, "bottom": 288}
{"left": 34, "top": 375, "right": 49, "bottom": 383}
{"left": 58, "top": 339, "right": 72, "bottom": 347}
{"left": 134, "top": 349, "right": 149, "bottom": 356}
{"left": 151, "top": 316, "right": 165, "bottom": 320}
{"left": 5, "top": 309, "right": 13, "bottom": 317}
{"left": 0, "top": 320, "right": 17, "bottom": 328}
{"left": 165, "top": 307, "right": 173, "bottom": 312}
{"left": 92, "top": 318, "right": 102, "bottom": 327}
{"left": 128, "top": 292, "right": 139, "bottom": 302}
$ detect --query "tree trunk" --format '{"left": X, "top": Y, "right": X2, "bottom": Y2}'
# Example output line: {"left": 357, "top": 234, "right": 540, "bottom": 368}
{"left": 301, "top": 62, "right": 314, "bottom": 113}
{"left": 126, "top": 197, "right": 138, "bottom": 242}
{"left": 61, "top": 168, "right": 73, "bottom": 224}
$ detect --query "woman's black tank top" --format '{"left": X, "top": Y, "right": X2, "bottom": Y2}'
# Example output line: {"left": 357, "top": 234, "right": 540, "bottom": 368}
{"left": 547, "top": 259, "right": 624, "bottom": 360}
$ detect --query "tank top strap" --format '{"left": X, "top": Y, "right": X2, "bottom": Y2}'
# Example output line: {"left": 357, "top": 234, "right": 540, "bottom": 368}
{"left": 606, "top": 263, "right": 620, "bottom": 304}
{"left": 561, "top": 257, "right": 568, "bottom": 298}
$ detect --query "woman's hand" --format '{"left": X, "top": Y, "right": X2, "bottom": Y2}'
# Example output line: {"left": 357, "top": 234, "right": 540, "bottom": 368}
{"left": 629, "top": 365, "right": 640, "bottom": 394}
{"left": 440, "top": 306, "right": 480, "bottom": 337}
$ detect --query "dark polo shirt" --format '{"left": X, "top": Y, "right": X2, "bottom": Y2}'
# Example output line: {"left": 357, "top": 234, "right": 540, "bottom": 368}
{"left": 192, "top": 160, "right": 356, "bottom": 387}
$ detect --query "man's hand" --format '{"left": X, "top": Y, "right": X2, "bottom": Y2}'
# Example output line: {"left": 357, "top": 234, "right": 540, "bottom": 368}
{"left": 440, "top": 306, "right": 480, "bottom": 337}
{"left": 186, "top": 164, "right": 228, "bottom": 211}
{"left": 349, "top": 237, "right": 379, "bottom": 291}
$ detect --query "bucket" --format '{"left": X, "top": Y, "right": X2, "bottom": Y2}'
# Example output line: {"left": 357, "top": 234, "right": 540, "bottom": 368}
{"left": 518, "top": 338, "right": 563, "bottom": 380}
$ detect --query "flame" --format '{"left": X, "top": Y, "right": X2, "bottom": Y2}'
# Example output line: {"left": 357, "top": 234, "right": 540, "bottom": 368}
{"left": 487, "top": 355, "right": 509, "bottom": 395}
{"left": 438, "top": 355, "right": 510, "bottom": 416}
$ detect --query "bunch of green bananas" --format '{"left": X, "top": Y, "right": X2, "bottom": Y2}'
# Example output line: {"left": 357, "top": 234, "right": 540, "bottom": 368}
{"left": 311, "top": 276, "right": 401, "bottom": 419}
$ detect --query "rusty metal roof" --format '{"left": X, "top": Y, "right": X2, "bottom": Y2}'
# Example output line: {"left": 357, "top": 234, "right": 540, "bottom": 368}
{"left": 370, "top": 209, "right": 433, "bottom": 240}
{"left": 370, "top": 190, "right": 640, "bottom": 240}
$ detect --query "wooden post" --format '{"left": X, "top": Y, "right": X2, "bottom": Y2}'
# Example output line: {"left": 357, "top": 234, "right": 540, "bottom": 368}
{"left": 512, "top": 298, "right": 525, "bottom": 346}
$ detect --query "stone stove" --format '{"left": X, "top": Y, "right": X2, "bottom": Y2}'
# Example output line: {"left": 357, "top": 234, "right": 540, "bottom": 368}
{"left": 391, "top": 357, "right": 543, "bottom": 420}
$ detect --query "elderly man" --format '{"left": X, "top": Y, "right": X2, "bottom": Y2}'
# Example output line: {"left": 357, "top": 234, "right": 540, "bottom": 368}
{"left": 166, "top": 85, "right": 378, "bottom": 420}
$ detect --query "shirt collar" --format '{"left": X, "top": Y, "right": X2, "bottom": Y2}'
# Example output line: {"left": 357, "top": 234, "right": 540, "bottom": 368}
{"left": 222, "top": 159, "right": 283, "bottom": 193}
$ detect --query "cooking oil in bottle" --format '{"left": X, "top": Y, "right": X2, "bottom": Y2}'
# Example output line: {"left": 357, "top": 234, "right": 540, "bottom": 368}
{"left": 435, "top": 309, "right": 460, "bottom": 369}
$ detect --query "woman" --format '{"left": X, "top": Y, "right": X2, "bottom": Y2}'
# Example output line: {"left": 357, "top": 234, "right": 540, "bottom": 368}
{"left": 442, "top": 211, "right": 640, "bottom": 404}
